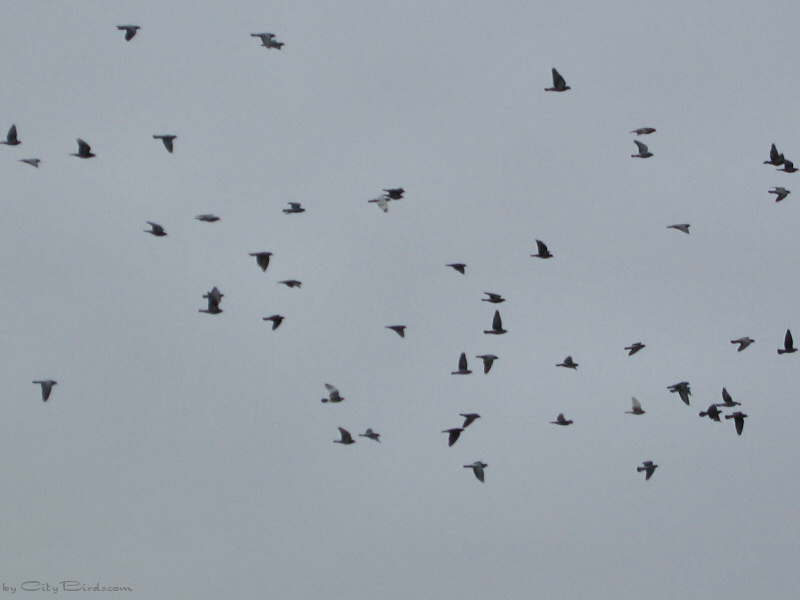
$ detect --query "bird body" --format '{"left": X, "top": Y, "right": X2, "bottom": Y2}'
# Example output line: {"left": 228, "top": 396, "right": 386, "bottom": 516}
{"left": 446, "top": 263, "right": 466, "bottom": 274}
{"left": 382, "top": 188, "right": 405, "bottom": 199}
{"left": 144, "top": 221, "right": 166, "bottom": 236}
{"left": 321, "top": 384, "right": 344, "bottom": 403}
{"left": 725, "top": 412, "right": 748, "bottom": 436}
{"left": 482, "top": 292, "right": 505, "bottom": 304}
{"left": 71, "top": 139, "right": 95, "bottom": 158}
{"left": 626, "top": 397, "right": 645, "bottom": 415}
{"left": 668, "top": 381, "right": 691, "bottom": 405}
{"left": 556, "top": 356, "right": 578, "bottom": 369}
{"left": 631, "top": 127, "right": 656, "bottom": 135}
{"left": 199, "top": 287, "right": 223, "bottom": 314}
{"left": 251, "top": 33, "right": 284, "bottom": 49}
{"left": 368, "top": 196, "right": 389, "bottom": 212}
{"left": 625, "top": 342, "right": 645, "bottom": 356}
{"left": 442, "top": 428, "right": 463, "bottom": 447}
{"left": 764, "top": 144, "right": 785, "bottom": 166}
{"left": 476, "top": 354, "right": 498, "bottom": 374}
{"left": 530, "top": 239, "right": 552, "bottom": 259}
{"left": 19, "top": 158, "right": 40, "bottom": 168}
{"left": 278, "top": 280, "right": 302, "bottom": 288}
{"left": 631, "top": 140, "right": 653, "bottom": 158}
{"left": 359, "top": 428, "right": 380, "bottom": 442}
{"left": 334, "top": 427, "right": 355, "bottom": 444}
{"left": 699, "top": 404, "right": 722, "bottom": 421}
{"left": 33, "top": 380, "right": 57, "bottom": 401}
{"left": 195, "top": 214, "right": 220, "bottom": 222}
{"left": 249, "top": 252, "right": 273, "bottom": 272}
{"left": 778, "top": 160, "right": 798, "bottom": 173}
{"left": 544, "top": 68, "right": 570, "bottom": 92}
{"left": 483, "top": 310, "right": 506, "bottom": 334}
{"left": 117, "top": 25, "right": 140, "bottom": 41}
{"left": 667, "top": 224, "right": 690, "bottom": 234}
{"left": 778, "top": 329, "right": 797, "bottom": 354}
{"left": 153, "top": 135, "right": 176, "bottom": 153}
{"left": 463, "top": 461, "right": 487, "bottom": 482}
{"left": 451, "top": 352, "right": 472, "bottom": 375}
{"left": 715, "top": 387, "right": 740, "bottom": 408}
{"left": 262, "top": 315, "right": 284, "bottom": 330}
{"left": 386, "top": 325, "right": 406, "bottom": 337}
{"left": 459, "top": 413, "right": 481, "bottom": 428}
{"left": 637, "top": 461, "right": 658, "bottom": 480}
{"left": 769, "top": 187, "right": 790, "bottom": 202}
{"left": 550, "top": 413, "right": 573, "bottom": 426}
{"left": 730, "top": 337, "right": 754, "bottom": 351}
{"left": 283, "top": 202, "right": 305, "bottom": 213}
{"left": 1, "top": 124, "right": 20, "bottom": 145}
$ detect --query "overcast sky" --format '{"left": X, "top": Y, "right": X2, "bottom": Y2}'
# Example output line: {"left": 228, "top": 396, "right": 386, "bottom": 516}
{"left": 2, "top": 2, "right": 800, "bottom": 599}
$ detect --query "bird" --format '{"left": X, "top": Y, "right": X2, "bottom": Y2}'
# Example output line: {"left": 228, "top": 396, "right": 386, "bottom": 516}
{"left": 483, "top": 310, "right": 507, "bottom": 334}
{"left": 778, "top": 329, "right": 797, "bottom": 354}
{"left": 550, "top": 413, "right": 573, "bottom": 426}
{"left": 262, "top": 315, "right": 284, "bottom": 330}
{"left": 32, "top": 380, "right": 57, "bottom": 401}
{"left": 70, "top": 139, "right": 95, "bottom": 158}
{"left": 382, "top": 188, "right": 405, "bottom": 199}
{"left": 153, "top": 135, "right": 176, "bottom": 153}
{"left": 117, "top": 25, "right": 140, "bottom": 41}
{"left": 699, "top": 404, "right": 722, "bottom": 421}
{"left": 195, "top": 214, "right": 220, "bottom": 222}
{"left": 204, "top": 286, "right": 224, "bottom": 305}
{"left": 637, "top": 461, "right": 658, "bottom": 480}
{"left": 778, "top": 160, "right": 798, "bottom": 173}
{"left": 715, "top": 387, "right": 741, "bottom": 408}
{"left": 278, "top": 280, "right": 302, "bottom": 288}
{"left": 544, "top": 68, "right": 570, "bottom": 92}
{"left": 631, "top": 127, "right": 656, "bottom": 135}
{"left": 769, "top": 187, "right": 790, "bottom": 202}
{"left": 764, "top": 144, "right": 785, "bottom": 166}
{"left": 625, "top": 342, "right": 645, "bottom": 356}
{"left": 476, "top": 354, "right": 498, "bottom": 374}
{"left": 667, "top": 381, "right": 691, "bottom": 405}
{"left": 556, "top": 356, "right": 578, "bottom": 369}
{"left": 385, "top": 325, "right": 406, "bottom": 337}
{"left": 446, "top": 263, "right": 466, "bottom": 274}
{"left": 249, "top": 252, "right": 273, "bottom": 272}
{"left": 459, "top": 413, "right": 481, "bottom": 428}
{"left": 18, "top": 158, "right": 40, "bottom": 168}
{"left": 442, "top": 428, "right": 463, "bottom": 447}
{"left": 334, "top": 427, "right": 355, "bottom": 444}
{"left": 626, "top": 397, "right": 645, "bottom": 415}
{"left": 667, "top": 224, "right": 690, "bottom": 234}
{"left": 451, "top": 352, "right": 472, "bottom": 375}
{"left": 725, "top": 412, "right": 748, "bottom": 436}
{"left": 199, "top": 288, "right": 223, "bottom": 314}
{"left": 144, "top": 221, "right": 166, "bottom": 236}
{"left": 631, "top": 140, "right": 653, "bottom": 158}
{"left": 482, "top": 292, "right": 505, "bottom": 304}
{"left": 321, "top": 384, "right": 344, "bottom": 403}
{"left": 463, "top": 461, "right": 487, "bottom": 482}
{"left": 530, "top": 239, "right": 552, "bottom": 258}
{"left": 730, "top": 337, "right": 754, "bottom": 352}
{"left": 283, "top": 202, "right": 305, "bottom": 214}
{"left": 0, "top": 124, "right": 20, "bottom": 145}
{"left": 359, "top": 429, "right": 380, "bottom": 442}
{"left": 368, "top": 196, "right": 389, "bottom": 212}
{"left": 251, "top": 33, "right": 284, "bottom": 49}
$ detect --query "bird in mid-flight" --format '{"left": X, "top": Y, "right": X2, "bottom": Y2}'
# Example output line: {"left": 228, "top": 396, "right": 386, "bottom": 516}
{"left": 0, "top": 124, "right": 20, "bottom": 145}
{"left": 730, "top": 337, "right": 754, "bottom": 352}
{"left": 278, "top": 280, "right": 302, "bottom": 288}
{"left": 359, "top": 429, "right": 380, "bottom": 442}
{"left": 251, "top": 33, "right": 284, "bottom": 49}
{"left": 715, "top": 387, "right": 740, "bottom": 408}
{"left": 637, "top": 461, "right": 658, "bottom": 480}
{"left": 442, "top": 428, "right": 463, "bottom": 447}
{"left": 778, "top": 329, "right": 797, "bottom": 354}
{"left": 476, "top": 354, "right": 498, "bottom": 374}
{"left": 71, "top": 139, "right": 95, "bottom": 158}
{"left": 626, "top": 397, "right": 645, "bottom": 415}
{"left": 283, "top": 202, "right": 305, "bottom": 213}
{"left": 699, "top": 404, "right": 722, "bottom": 421}
{"left": 483, "top": 310, "right": 506, "bottom": 334}
{"left": 199, "top": 287, "right": 223, "bottom": 314}
{"left": 556, "top": 356, "right": 578, "bottom": 369}
{"left": 385, "top": 325, "right": 406, "bottom": 338}
{"left": 668, "top": 381, "right": 691, "bottom": 405}
{"left": 446, "top": 263, "right": 466, "bottom": 274}
{"left": 368, "top": 196, "right": 389, "bottom": 212}
{"left": 195, "top": 214, "right": 220, "bottom": 222}
{"left": 249, "top": 252, "right": 273, "bottom": 272}
{"left": 463, "top": 461, "right": 487, "bottom": 482}
{"left": 530, "top": 239, "right": 552, "bottom": 259}
{"left": 778, "top": 160, "right": 798, "bottom": 173}
{"left": 764, "top": 144, "right": 784, "bottom": 166}
{"left": 550, "top": 413, "right": 573, "bottom": 426}
{"left": 482, "top": 292, "right": 505, "bottom": 304}
{"left": 117, "top": 25, "right": 140, "bottom": 41}
{"left": 631, "top": 127, "right": 656, "bottom": 135}
{"left": 33, "top": 380, "right": 57, "bottom": 401}
{"left": 625, "top": 342, "right": 645, "bottom": 356}
{"left": 667, "top": 224, "right": 690, "bottom": 234}
{"left": 383, "top": 188, "right": 405, "bottom": 199}
{"left": 460, "top": 413, "right": 481, "bottom": 428}
{"left": 769, "top": 187, "right": 790, "bottom": 202}
{"left": 544, "top": 68, "right": 570, "bottom": 92}
{"left": 631, "top": 140, "right": 653, "bottom": 158}
{"left": 725, "top": 412, "right": 748, "bottom": 436}
{"left": 153, "top": 135, "right": 177, "bottom": 153}
{"left": 262, "top": 315, "right": 284, "bottom": 330}
{"left": 19, "top": 158, "right": 40, "bottom": 168}
{"left": 334, "top": 427, "right": 355, "bottom": 444}
{"left": 321, "top": 384, "right": 344, "bottom": 403}
{"left": 451, "top": 353, "right": 472, "bottom": 375}
{"left": 144, "top": 221, "right": 166, "bottom": 236}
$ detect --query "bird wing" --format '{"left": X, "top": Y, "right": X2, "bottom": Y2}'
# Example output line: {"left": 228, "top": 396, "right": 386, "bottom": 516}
{"left": 634, "top": 140, "right": 648, "bottom": 153}
{"left": 536, "top": 239, "right": 548, "bottom": 255}
{"left": 787, "top": 329, "right": 794, "bottom": 350}
{"left": 325, "top": 384, "right": 340, "bottom": 401}
{"left": 632, "top": 397, "right": 642, "bottom": 411}
{"left": 458, "top": 352, "right": 468, "bottom": 371}
{"left": 492, "top": 310, "right": 502, "bottom": 330}
{"left": 338, "top": 427, "right": 353, "bottom": 443}
{"left": 722, "top": 388, "right": 732, "bottom": 404}
{"left": 552, "top": 68, "right": 565, "bottom": 88}
{"left": 77, "top": 139, "right": 91, "bottom": 154}
{"left": 474, "top": 464, "right": 485, "bottom": 482}
{"left": 770, "top": 144, "right": 780, "bottom": 162}
{"left": 7, "top": 125, "right": 17, "bottom": 143}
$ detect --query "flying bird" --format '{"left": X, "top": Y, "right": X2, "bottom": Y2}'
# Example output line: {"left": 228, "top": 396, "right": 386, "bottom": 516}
{"left": 626, "top": 397, "right": 645, "bottom": 415}
{"left": 19, "top": 158, "right": 40, "bottom": 168}
{"left": 0, "top": 124, "right": 20, "bottom": 145}
{"left": 544, "top": 68, "right": 570, "bottom": 92}
{"left": 631, "top": 127, "right": 656, "bottom": 135}
{"left": 195, "top": 214, "right": 219, "bottom": 222}
{"left": 778, "top": 329, "right": 797, "bottom": 354}
{"left": 385, "top": 325, "right": 406, "bottom": 337}
{"left": 204, "top": 286, "right": 224, "bottom": 305}
{"left": 483, "top": 310, "right": 506, "bottom": 334}
{"left": 764, "top": 144, "right": 785, "bottom": 166}
{"left": 459, "top": 413, "right": 481, "bottom": 428}
{"left": 778, "top": 160, "right": 798, "bottom": 173}
{"left": 359, "top": 429, "right": 380, "bottom": 442}
{"left": 715, "top": 387, "right": 741, "bottom": 408}
{"left": 730, "top": 337, "right": 754, "bottom": 352}
{"left": 446, "top": 263, "right": 466, "bottom": 274}
{"left": 769, "top": 187, "right": 790, "bottom": 202}
{"left": 667, "top": 224, "right": 690, "bottom": 234}
{"left": 550, "top": 413, "right": 573, "bottom": 426}
{"left": 667, "top": 381, "right": 691, "bottom": 405}
{"left": 199, "top": 287, "right": 223, "bottom": 314}
{"left": 482, "top": 292, "right": 505, "bottom": 304}
{"left": 321, "top": 384, "right": 344, "bottom": 403}
{"left": 283, "top": 202, "right": 305, "bottom": 214}
{"left": 368, "top": 196, "right": 389, "bottom": 212}
{"left": 144, "top": 221, "right": 166, "bottom": 236}
{"left": 625, "top": 342, "right": 645, "bottom": 356}
{"left": 117, "top": 25, "right": 140, "bottom": 41}
{"left": 382, "top": 188, "right": 405, "bottom": 199}
{"left": 699, "top": 404, "right": 722, "bottom": 421}
{"left": 476, "top": 354, "right": 498, "bottom": 374}
{"left": 251, "top": 33, "right": 284, "bottom": 49}
{"left": 249, "top": 252, "right": 273, "bottom": 272}
{"left": 153, "top": 135, "right": 176, "bottom": 153}
{"left": 70, "top": 139, "right": 95, "bottom": 158}
{"left": 637, "top": 461, "right": 658, "bottom": 480}
{"left": 278, "top": 280, "right": 302, "bottom": 288}
{"left": 334, "top": 427, "right": 355, "bottom": 444}
{"left": 442, "top": 428, "right": 464, "bottom": 447}
{"left": 631, "top": 140, "right": 653, "bottom": 158}
{"left": 262, "top": 315, "right": 284, "bottom": 330}
{"left": 463, "top": 461, "right": 487, "bottom": 482}
{"left": 451, "top": 352, "right": 472, "bottom": 375}
{"left": 725, "top": 411, "right": 748, "bottom": 436}
{"left": 530, "top": 239, "right": 552, "bottom": 258}
{"left": 556, "top": 356, "right": 578, "bottom": 369}
{"left": 32, "top": 380, "right": 57, "bottom": 401}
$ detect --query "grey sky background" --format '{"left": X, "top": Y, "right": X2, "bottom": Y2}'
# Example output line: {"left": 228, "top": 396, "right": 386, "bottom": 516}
{"left": 3, "top": 2, "right": 800, "bottom": 598}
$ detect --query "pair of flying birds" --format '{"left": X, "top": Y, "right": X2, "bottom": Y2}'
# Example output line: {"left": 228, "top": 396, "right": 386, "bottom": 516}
{"left": 765, "top": 143, "right": 798, "bottom": 173}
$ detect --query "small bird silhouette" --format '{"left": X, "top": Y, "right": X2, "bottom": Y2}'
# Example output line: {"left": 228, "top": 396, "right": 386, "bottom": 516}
{"left": 249, "top": 252, "right": 273, "bottom": 272}
{"left": 451, "top": 352, "right": 472, "bottom": 375}
{"left": 550, "top": 413, "right": 573, "bottom": 426}
{"left": 19, "top": 158, "right": 40, "bottom": 168}
{"left": 385, "top": 325, "right": 406, "bottom": 337}
{"left": 446, "top": 263, "right": 466, "bottom": 274}
{"left": 764, "top": 144, "right": 785, "bottom": 166}
{"left": 625, "top": 342, "right": 645, "bottom": 356}
{"left": 667, "top": 224, "right": 690, "bottom": 234}
{"left": 117, "top": 25, "right": 140, "bottom": 41}
{"left": 71, "top": 139, "right": 95, "bottom": 158}
{"left": 368, "top": 196, "right": 389, "bottom": 212}
{"left": 144, "top": 221, "right": 166, "bottom": 236}
{"left": 382, "top": 188, "right": 405, "bottom": 199}
{"left": 459, "top": 413, "right": 481, "bottom": 428}
{"left": 283, "top": 202, "right": 305, "bottom": 214}
{"left": 769, "top": 187, "right": 790, "bottom": 202}
{"left": 530, "top": 239, "right": 553, "bottom": 259}
{"left": 778, "top": 160, "right": 798, "bottom": 173}
{"left": 631, "top": 127, "right": 656, "bottom": 135}
{"left": 334, "top": 427, "right": 355, "bottom": 444}
{"left": 476, "top": 354, "right": 498, "bottom": 374}
{"left": 631, "top": 140, "right": 653, "bottom": 158}
{"left": 359, "top": 429, "right": 380, "bottom": 442}
{"left": 442, "top": 428, "right": 464, "bottom": 447}
{"left": 153, "top": 135, "right": 177, "bottom": 153}
{"left": 33, "top": 380, "right": 57, "bottom": 401}
{"left": 778, "top": 329, "right": 797, "bottom": 354}
{"left": 667, "top": 381, "right": 691, "bottom": 405}
{"left": 483, "top": 310, "right": 506, "bottom": 334}
{"left": 544, "top": 68, "right": 570, "bottom": 92}
{"left": 637, "top": 461, "right": 658, "bottom": 480}
{"left": 699, "top": 404, "right": 722, "bottom": 421}
{"left": 199, "top": 287, "right": 223, "bottom": 314}
{"left": 556, "top": 356, "right": 578, "bottom": 369}
{"left": 321, "top": 384, "right": 344, "bottom": 403}
{"left": 626, "top": 397, "right": 645, "bottom": 415}
{"left": 482, "top": 292, "right": 505, "bottom": 304}
{"left": 195, "top": 214, "right": 220, "bottom": 222}
{"left": 262, "top": 315, "right": 284, "bottom": 330}
{"left": 725, "top": 412, "right": 748, "bottom": 436}
{"left": 251, "top": 33, "right": 284, "bottom": 49}
{"left": 715, "top": 387, "right": 740, "bottom": 408}
{"left": 730, "top": 337, "right": 754, "bottom": 352}
{"left": 278, "top": 280, "right": 302, "bottom": 288}
{"left": 463, "top": 461, "right": 487, "bottom": 482}
{"left": 0, "top": 124, "right": 20, "bottom": 145}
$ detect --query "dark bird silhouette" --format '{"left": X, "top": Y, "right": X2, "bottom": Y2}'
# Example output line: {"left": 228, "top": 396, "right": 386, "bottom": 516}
{"left": 442, "top": 428, "right": 463, "bottom": 447}
{"left": 631, "top": 140, "right": 653, "bottom": 158}
{"left": 550, "top": 413, "right": 573, "bottom": 426}
{"left": 251, "top": 33, "right": 284, "bottom": 49}
{"left": 725, "top": 411, "right": 748, "bottom": 436}
{"left": 556, "top": 356, "right": 578, "bottom": 370}
{"left": 334, "top": 427, "right": 355, "bottom": 444}
{"left": 451, "top": 352, "right": 472, "bottom": 375}
{"left": 778, "top": 160, "right": 798, "bottom": 173}
{"left": 70, "top": 139, "right": 95, "bottom": 158}
{"left": 730, "top": 337, "right": 754, "bottom": 352}
{"left": 283, "top": 202, "right": 305, "bottom": 213}
{"left": 359, "top": 428, "right": 380, "bottom": 442}
{"left": 482, "top": 292, "right": 505, "bottom": 304}
{"left": 530, "top": 239, "right": 552, "bottom": 258}
{"left": 715, "top": 387, "right": 740, "bottom": 408}
{"left": 382, "top": 188, "right": 405, "bottom": 199}
{"left": 460, "top": 413, "right": 481, "bottom": 428}
{"left": 386, "top": 325, "right": 406, "bottom": 337}
{"left": 544, "top": 68, "right": 570, "bottom": 92}
{"left": 144, "top": 221, "right": 166, "bottom": 236}
{"left": 637, "top": 461, "right": 658, "bottom": 480}
{"left": 631, "top": 127, "right": 656, "bottom": 135}
{"left": 769, "top": 187, "right": 790, "bottom": 202}
{"left": 476, "top": 354, "right": 498, "bottom": 374}
{"left": 117, "top": 25, "right": 140, "bottom": 41}
{"left": 249, "top": 251, "right": 273, "bottom": 272}
{"left": 153, "top": 135, "right": 176, "bottom": 153}
{"left": 778, "top": 329, "right": 797, "bottom": 354}
{"left": 626, "top": 397, "right": 645, "bottom": 415}
{"left": 321, "top": 384, "right": 344, "bottom": 403}
{"left": 199, "top": 287, "right": 223, "bottom": 314}
{"left": 667, "top": 224, "right": 690, "bottom": 234}
{"left": 262, "top": 315, "right": 284, "bottom": 330}
{"left": 446, "top": 263, "right": 466, "bottom": 274}
{"left": 483, "top": 310, "right": 506, "bottom": 334}
{"left": 699, "top": 404, "right": 722, "bottom": 421}
{"left": 667, "top": 381, "right": 691, "bottom": 405}
{"left": 33, "top": 380, "right": 57, "bottom": 401}
{"left": 764, "top": 144, "right": 785, "bottom": 166}
{"left": 278, "top": 280, "right": 302, "bottom": 288}
{"left": 625, "top": 342, "right": 645, "bottom": 356}
{"left": 0, "top": 124, "right": 20, "bottom": 145}
{"left": 463, "top": 461, "right": 487, "bottom": 482}
{"left": 195, "top": 214, "right": 220, "bottom": 222}
{"left": 19, "top": 158, "right": 40, "bottom": 168}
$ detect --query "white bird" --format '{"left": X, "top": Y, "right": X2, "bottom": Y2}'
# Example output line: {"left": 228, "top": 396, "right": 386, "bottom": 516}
{"left": 33, "top": 380, "right": 57, "bottom": 401}
{"left": 321, "top": 384, "right": 344, "bottom": 403}
{"left": 626, "top": 397, "right": 645, "bottom": 415}
{"left": 463, "top": 461, "right": 488, "bottom": 482}
{"left": 769, "top": 187, "right": 790, "bottom": 202}
{"left": 368, "top": 195, "right": 389, "bottom": 212}
{"left": 631, "top": 140, "right": 653, "bottom": 158}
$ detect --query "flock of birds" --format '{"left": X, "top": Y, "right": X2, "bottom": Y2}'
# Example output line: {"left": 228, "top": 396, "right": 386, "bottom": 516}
{"left": 18, "top": 33, "right": 795, "bottom": 487}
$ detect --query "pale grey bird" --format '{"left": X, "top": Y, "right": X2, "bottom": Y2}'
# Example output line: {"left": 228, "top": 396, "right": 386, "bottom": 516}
{"left": 195, "top": 214, "right": 219, "bottom": 222}
{"left": 530, "top": 239, "right": 553, "bottom": 259}
{"left": 153, "top": 135, "right": 176, "bottom": 153}
{"left": 446, "top": 263, "right": 466, "bottom": 274}
{"left": 778, "top": 329, "right": 797, "bottom": 354}
{"left": 459, "top": 413, "right": 481, "bottom": 428}
{"left": 382, "top": 188, "right": 405, "bottom": 199}
{"left": 19, "top": 158, "right": 40, "bottom": 168}
{"left": 764, "top": 144, "right": 785, "bottom": 166}
{"left": 482, "top": 292, "right": 505, "bottom": 304}
{"left": 451, "top": 352, "right": 472, "bottom": 375}
{"left": 769, "top": 187, "right": 790, "bottom": 202}
{"left": 626, "top": 397, "right": 645, "bottom": 415}
{"left": 715, "top": 387, "right": 740, "bottom": 408}
{"left": 483, "top": 310, "right": 506, "bottom": 334}
{"left": 283, "top": 202, "right": 305, "bottom": 213}
{"left": 544, "top": 68, "right": 570, "bottom": 92}
{"left": 144, "top": 221, "right": 166, "bottom": 236}
{"left": 368, "top": 196, "right": 389, "bottom": 212}
{"left": 71, "top": 139, "right": 95, "bottom": 158}
{"left": 321, "top": 383, "right": 344, "bottom": 403}
{"left": 334, "top": 427, "right": 355, "bottom": 444}
{"left": 625, "top": 342, "right": 645, "bottom": 356}
{"left": 249, "top": 252, "right": 273, "bottom": 272}
{"left": 386, "top": 325, "right": 406, "bottom": 337}
{"left": 251, "top": 33, "right": 284, "bottom": 49}
{"left": 442, "top": 428, "right": 463, "bottom": 447}
{"left": 725, "top": 411, "right": 748, "bottom": 436}
{"left": 278, "top": 280, "right": 302, "bottom": 288}
{"left": 667, "top": 224, "right": 690, "bottom": 234}
{"left": 637, "top": 461, "right": 658, "bottom": 480}
{"left": 32, "top": 380, "right": 57, "bottom": 401}
{"left": 476, "top": 354, "right": 498, "bottom": 374}
{"left": 556, "top": 356, "right": 578, "bottom": 369}
{"left": 667, "top": 381, "right": 691, "bottom": 405}
{"left": 730, "top": 337, "right": 754, "bottom": 352}
{"left": 699, "top": 404, "right": 722, "bottom": 421}
{"left": 0, "top": 124, "right": 20, "bottom": 145}
{"left": 117, "top": 25, "right": 140, "bottom": 41}
{"left": 631, "top": 140, "right": 653, "bottom": 158}
{"left": 778, "top": 159, "right": 798, "bottom": 173}
{"left": 631, "top": 127, "right": 656, "bottom": 135}
{"left": 550, "top": 413, "right": 573, "bottom": 426}
{"left": 262, "top": 315, "right": 284, "bottom": 330}
{"left": 359, "top": 428, "right": 380, "bottom": 442}
{"left": 463, "top": 461, "right": 487, "bottom": 482}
